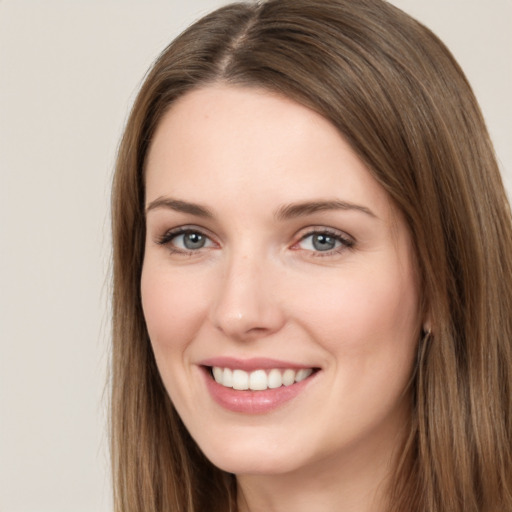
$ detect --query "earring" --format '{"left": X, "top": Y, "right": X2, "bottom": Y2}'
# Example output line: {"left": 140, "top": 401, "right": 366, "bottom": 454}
{"left": 416, "top": 327, "right": 432, "bottom": 369}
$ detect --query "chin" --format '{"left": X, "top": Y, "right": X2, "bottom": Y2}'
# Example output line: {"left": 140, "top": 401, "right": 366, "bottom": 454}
{"left": 196, "top": 432, "right": 308, "bottom": 476}
{"left": 208, "top": 452, "right": 303, "bottom": 476}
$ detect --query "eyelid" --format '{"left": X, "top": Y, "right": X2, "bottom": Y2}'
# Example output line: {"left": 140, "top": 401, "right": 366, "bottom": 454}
{"left": 154, "top": 224, "right": 355, "bottom": 257}
{"left": 155, "top": 225, "right": 218, "bottom": 252}
{"left": 291, "top": 226, "right": 355, "bottom": 255}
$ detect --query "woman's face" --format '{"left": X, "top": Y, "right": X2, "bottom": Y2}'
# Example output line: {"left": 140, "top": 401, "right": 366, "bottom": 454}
{"left": 141, "top": 85, "right": 421, "bottom": 477}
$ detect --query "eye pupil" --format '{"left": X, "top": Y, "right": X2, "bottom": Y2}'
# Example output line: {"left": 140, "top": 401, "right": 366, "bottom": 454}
{"left": 312, "top": 234, "right": 336, "bottom": 251}
{"left": 184, "top": 232, "right": 206, "bottom": 249}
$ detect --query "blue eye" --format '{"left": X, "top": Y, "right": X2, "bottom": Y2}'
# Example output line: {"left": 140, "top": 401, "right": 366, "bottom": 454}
{"left": 297, "top": 230, "right": 353, "bottom": 254}
{"left": 176, "top": 231, "right": 208, "bottom": 250}
{"left": 157, "top": 229, "right": 214, "bottom": 252}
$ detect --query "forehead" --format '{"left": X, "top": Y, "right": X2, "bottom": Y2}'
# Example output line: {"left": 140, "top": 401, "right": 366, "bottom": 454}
{"left": 146, "top": 85, "right": 333, "bottom": 172}
{"left": 145, "top": 84, "right": 393, "bottom": 220}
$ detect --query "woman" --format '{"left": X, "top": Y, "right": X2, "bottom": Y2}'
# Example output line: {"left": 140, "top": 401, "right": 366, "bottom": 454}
{"left": 110, "top": 0, "right": 512, "bottom": 510}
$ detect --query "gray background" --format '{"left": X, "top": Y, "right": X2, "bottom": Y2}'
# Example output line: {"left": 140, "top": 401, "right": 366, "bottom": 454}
{"left": 1, "top": 1, "right": 510, "bottom": 511}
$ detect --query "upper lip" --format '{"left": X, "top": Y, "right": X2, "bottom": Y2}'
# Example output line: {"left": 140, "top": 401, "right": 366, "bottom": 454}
{"left": 199, "top": 357, "right": 318, "bottom": 372}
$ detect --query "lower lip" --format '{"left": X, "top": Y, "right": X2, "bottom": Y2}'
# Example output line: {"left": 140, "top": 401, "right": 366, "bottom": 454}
{"left": 202, "top": 367, "right": 317, "bottom": 414}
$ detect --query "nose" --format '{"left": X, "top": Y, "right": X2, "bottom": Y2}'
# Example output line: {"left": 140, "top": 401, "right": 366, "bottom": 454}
{"left": 209, "top": 252, "right": 286, "bottom": 341}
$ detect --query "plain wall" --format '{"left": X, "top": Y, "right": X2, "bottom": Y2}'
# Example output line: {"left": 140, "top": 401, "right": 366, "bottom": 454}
{"left": 0, "top": 1, "right": 510, "bottom": 511}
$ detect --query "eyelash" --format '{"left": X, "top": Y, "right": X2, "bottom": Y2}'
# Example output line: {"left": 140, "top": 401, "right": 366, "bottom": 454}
{"left": 156, "top": 227, "right": 216, "bottom": 256}
{"left": 155, "top": 226, "right": 355, "bottom": 257}
{"left": 294, "top": 228, "right": 355, "bottom": 257}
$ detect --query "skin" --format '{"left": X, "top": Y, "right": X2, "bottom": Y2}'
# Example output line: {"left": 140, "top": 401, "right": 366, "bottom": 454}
{"left": 141, "top": 85, "right": 422, "bottom": 512}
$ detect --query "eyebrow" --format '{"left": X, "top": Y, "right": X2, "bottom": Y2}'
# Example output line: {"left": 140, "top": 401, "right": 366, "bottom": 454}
{"left": 274, "top": 200, "right": 376, "bottom": 220}
{"left": 145, "top": 197, "right": 214, "bottom": 218}
{"left": 145, "top": 197, "right": 376, "bottom": 220}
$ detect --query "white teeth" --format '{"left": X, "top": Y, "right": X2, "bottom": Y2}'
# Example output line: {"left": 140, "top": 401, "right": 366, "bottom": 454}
{"left": 223, "top": 368, "right": 233, "bottom": 387}
{"left": 211, "top": 366, "right": 314, "bottom": 390}
{"left": 212, "top": 366, "right": 223, "bottom": 382}
{"left": 282, "top": 369, "right": 296, "bottom": 386}
{"left": 295, "top": 368, "right": 313, "bottom": 382}
{"left": 249, "top": 369, "right": 268, "bottom": 391}
{"left": 232, "top": 369, "right": 249, "bottom": 390}
{"left": 268, "top": 368, "right": 283, "bottom": 389}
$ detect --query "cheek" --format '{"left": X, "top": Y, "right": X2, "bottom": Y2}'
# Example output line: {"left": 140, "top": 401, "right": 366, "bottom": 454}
{"left": 288, "top": 261, "right": 419, "bottom": 359}
{"left": 295, "top": 262, "right": 420, "bottom": 431}
{"left": 140, "top": 261, "right": 210, "bottom": 353}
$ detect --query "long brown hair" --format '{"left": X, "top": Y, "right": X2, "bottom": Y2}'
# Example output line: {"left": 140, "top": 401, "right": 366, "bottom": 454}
{"left": 111, "top": 1, "right": 512, "bottom": 510}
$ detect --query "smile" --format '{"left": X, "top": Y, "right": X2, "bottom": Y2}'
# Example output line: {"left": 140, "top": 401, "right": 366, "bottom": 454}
{"left": 200, "top": 358, "right": 320, "bottom": 413}
{"left": 211, "top": 367, "right": 314, "bottom": 391}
